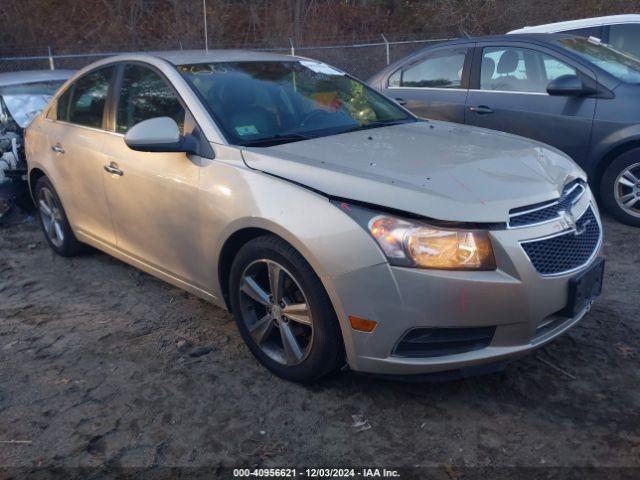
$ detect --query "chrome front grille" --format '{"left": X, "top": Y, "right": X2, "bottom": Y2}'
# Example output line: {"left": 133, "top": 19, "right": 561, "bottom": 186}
{"left": 520, "top": 206, "right": 601, "bottom": 276}
{"left": 509, "top": 181, "right": 586, "bottom": 228}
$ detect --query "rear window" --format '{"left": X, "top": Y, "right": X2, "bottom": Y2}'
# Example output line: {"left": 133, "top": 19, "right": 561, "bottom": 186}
{"left": 55, "top": 87, "right": 72, "bottom": 121}
{"left": 399, "top": 48, "right": 467, "bottom": 88}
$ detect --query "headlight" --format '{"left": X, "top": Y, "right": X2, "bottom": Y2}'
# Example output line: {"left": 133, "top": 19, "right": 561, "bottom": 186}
{"left": 335, "top": 202, "right": 496, "bottom": 271}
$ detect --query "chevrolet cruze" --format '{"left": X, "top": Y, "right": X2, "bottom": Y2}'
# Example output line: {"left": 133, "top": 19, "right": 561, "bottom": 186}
{"left": 26, "top": 51, "right": 604, "bottom": 382}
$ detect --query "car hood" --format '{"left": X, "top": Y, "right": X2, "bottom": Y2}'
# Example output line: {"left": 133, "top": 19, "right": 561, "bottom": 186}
{"left": 240, "top": 120, "right": 585, "bottom": 223}
{"left": 2, "top": 94, "right": 53, "bottom": 128}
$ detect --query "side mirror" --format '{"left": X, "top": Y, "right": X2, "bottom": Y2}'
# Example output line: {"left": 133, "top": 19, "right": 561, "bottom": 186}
{"left": 125, "top": 116, "right": 191, "bottom": 153}
{"left": 546, "top": 74, "right": 594, "bottom": 96}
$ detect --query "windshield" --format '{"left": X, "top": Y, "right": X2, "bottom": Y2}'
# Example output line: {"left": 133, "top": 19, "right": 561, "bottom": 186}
{"left": 178, "top": 60, "right": 414, "bottom": 146}
{"left": 557, "top": 37, "right": 640, "bottom": 83}
{"left": 0, "top": 80, "right": 66, "bottom": 127}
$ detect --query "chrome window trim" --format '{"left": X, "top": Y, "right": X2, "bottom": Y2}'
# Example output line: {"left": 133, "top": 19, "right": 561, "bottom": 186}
{"left": 44, "top": 117, "right": 125, "bottom": 137}
{"left": 518, "top": 205, "right": 603, "bottom": 278}
{"left": 473, "top": 89, "right": 549, "bottom": 96}
{"left": 507, "top": 183, "right": 586, "bottom": 229}
{"left": 387, "top": 86, "right": 468, "bottom": 92}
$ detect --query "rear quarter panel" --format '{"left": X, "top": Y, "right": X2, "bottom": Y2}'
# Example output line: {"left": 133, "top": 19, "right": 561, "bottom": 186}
{"left": 25, "top": 115, "right": 53, "bottom": 195}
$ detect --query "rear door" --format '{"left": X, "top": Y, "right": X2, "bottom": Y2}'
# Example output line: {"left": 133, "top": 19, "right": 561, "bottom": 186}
{"left": 465, "top": 42, "right": 597, "bottom": 164}
{"left": 43, "top": 66, "right": 118, "bottom": 245}
{"left": 380, "top": 44, "right": 473, "bottom": 123}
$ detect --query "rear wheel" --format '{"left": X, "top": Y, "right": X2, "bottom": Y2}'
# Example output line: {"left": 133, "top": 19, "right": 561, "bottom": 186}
{"left": 600, "top": 152, "right": 640, "bottom": 227}
{"left": 35, "top": 176, "right": 83, "bottom": 256}
{"left": 229, "top": 235, "right": 343, "bottom": 382}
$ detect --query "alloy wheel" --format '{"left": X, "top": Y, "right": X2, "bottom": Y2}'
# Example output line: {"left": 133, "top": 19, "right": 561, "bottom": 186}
{"left": 614, "top": 162, "right": 640, "bottom": 219}
{"left": 38, "top": 187, "right": 65, "bottom": 248}
{"left": 238, "top": 259, "right": 313, "bottom": 366}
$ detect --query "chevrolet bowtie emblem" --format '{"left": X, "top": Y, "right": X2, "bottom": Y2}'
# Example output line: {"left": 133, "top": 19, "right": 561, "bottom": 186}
{"left": 558, "top": 209, "right": 590, "bottom": 235}
{"left": 558, "top": 209, "right": 577, "bottom": 231}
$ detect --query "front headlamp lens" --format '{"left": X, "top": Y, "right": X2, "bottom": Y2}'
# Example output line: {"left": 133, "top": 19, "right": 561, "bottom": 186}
{"left": 368, "top": 215, "right": 496, "bottom": 270}
{"left": 404, "top": 226, "right": 495, "bottom": 270}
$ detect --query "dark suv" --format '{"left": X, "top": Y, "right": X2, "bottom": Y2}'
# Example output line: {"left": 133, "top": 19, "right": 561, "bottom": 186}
{"left": 369, "top": 34, "right": 640, "bottom": 226}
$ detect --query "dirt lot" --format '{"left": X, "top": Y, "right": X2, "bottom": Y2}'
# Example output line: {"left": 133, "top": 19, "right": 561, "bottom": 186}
{"left": 0, "top": 213, "right": 639, "bottom": 476}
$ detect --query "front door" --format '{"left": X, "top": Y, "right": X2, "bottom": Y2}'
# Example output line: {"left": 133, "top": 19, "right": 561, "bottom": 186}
{"left": 101, "top": 63, "right": 205, "bottom": 287}
{"left": 465, "top": 44, "right": 596, "bottom": 164}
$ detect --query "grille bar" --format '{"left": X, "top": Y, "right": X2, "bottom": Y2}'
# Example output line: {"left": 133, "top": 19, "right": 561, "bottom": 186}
{"left": 509, "top": 182, "right": 585, "bottom": 228}
{"left": 520, "top": 206, "right": 601, "bottom": 276}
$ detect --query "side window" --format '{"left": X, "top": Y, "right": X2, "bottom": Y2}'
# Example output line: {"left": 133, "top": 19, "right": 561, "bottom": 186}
{"left": 68, "top": 66, "right": 114, "bottom": 128}
{"left": 542, "top": 55, "right": 577, "bottom": 81}
{"left": 400, "top": 48, "right": 467, "bottom": 88}
{"left": 116, "top": 64, "right": 185, "bottom": 134}
{"left": 55, "top": 86, "right": 72, "bottom": 121}
{"left": 480, "top": 47, "right": 576, "bottom": 93}
{"left": 608, "top": 24, "right": 640, "bottom": 59}
{"left": 561, "top": 26, "right": 603, "bottom": 39}
{"left": 388, "top": 69, "right": 401, "bottom": 87}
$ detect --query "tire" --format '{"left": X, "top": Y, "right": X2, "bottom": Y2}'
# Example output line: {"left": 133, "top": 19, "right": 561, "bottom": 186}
{"left": 229, "top": 235, "right": 343, "bottom": 382}
{"left": 599, "top": 151, "right": 640, "bottom": 227}
{"left": 34, "top": 176, "right": 84, "bottom": 256}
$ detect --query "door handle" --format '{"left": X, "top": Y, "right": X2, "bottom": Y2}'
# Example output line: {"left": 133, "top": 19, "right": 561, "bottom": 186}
{"left": 103, "top": 162, "right": 124, "bottom": 176}
{"left": 51, "top": 143, "right": 65, "bottom": 154}
{"left": 395, "top": 97, "right": 408, "bottom": 106}
{"left": 469, "top": 105, "right": 494, "bottom": 115}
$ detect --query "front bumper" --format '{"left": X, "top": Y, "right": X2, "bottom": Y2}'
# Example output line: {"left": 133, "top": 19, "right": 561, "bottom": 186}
{"left": 330, "top": 196, "right": 602, "bottom": 376}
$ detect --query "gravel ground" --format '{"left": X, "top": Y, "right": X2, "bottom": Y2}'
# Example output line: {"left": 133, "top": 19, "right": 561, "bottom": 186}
{"left": 0, "top": 214, "right": 639, "bottom": 476}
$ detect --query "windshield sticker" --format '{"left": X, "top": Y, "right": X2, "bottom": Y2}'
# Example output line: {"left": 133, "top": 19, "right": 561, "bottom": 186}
{"left": 300, "top": 61, "right": 344, "bottom": 76}
{"left": 235, "top": 125, "right": 259, "bottom": 136}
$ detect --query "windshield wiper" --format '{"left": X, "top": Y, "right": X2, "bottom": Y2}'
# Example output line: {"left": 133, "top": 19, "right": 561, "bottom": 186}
{"left": 240, "top": 133, "right": 312, "bottom": 147}
{"left": 340, "top": 118, "right": 417, "bottom": 134}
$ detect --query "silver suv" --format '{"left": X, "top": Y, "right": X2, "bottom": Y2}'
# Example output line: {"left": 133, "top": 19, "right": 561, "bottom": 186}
{"left": 26, "top": 51, "right": 604, "bottom": 382}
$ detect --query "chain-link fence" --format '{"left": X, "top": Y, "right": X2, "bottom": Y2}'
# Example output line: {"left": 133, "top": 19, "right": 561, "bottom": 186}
{"left": 0, "top": 38, "right": 452, "bottom": 80}
{"left": 289, "top": 38, "right": 450, "bottom": 79}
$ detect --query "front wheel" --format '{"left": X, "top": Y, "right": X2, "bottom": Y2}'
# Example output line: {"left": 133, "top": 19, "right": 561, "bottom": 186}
{"left": 229, "top": 235, "right": 343, "bottom": 382}
{"left": 600, "top": 152, "right": 640, "bottom": 227}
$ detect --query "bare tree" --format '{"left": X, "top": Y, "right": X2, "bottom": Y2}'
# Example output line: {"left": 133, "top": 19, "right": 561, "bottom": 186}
{"left": 2, "top": 0, "right": 640, "bottom": 56}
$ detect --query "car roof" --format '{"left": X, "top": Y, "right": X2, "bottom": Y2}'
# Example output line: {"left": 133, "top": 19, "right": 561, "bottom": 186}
{"left": 140, "top": 49, "right": 304, "bottom": 65}
{"left": 385, "top": 33, "right": 578, "bottom": 52}
{"left": 394, "top": 33, "right": 578, "bottom": 48}
{"left": 508, "top": 14, "right": 640, "bottom": 34}
{"left": 0, "top": 69, "right": 75, "bottom": 87}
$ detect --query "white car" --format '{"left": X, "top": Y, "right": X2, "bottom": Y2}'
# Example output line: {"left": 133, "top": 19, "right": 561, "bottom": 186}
{"left": 509, "top": 14, "right": 640, "bottom": 58}
{"left": 1, "top": 70, "right": 74, "bottom": 179}
{"left": 0, "top": 70, "right": 74, "bottom": 217}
